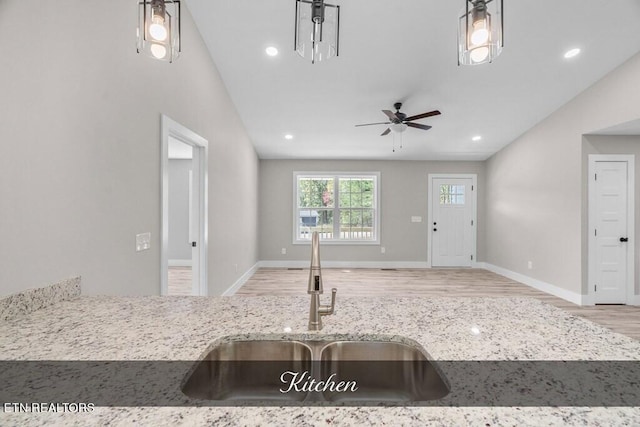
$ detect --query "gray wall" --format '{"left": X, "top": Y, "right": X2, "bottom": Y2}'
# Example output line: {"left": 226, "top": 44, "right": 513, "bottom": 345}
{"left": 168, "top": 160, "right": 192, "bottom": 261}
{"left": 0, "top": 1, "right": 259, "bottom": 296}
{"left": 582, "top": 135, "right": 640, "bottom": 294}
{"left": 486, "top": 52, "right": 640, "bottom": 296}
{"left": 259, "top": 160, "right": 485, "bottom": 263}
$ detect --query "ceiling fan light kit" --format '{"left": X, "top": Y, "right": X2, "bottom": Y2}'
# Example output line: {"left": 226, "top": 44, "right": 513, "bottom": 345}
{"left": 295, "top": 0, "right": 340, "bottom": 64}
{"left": 390, "top": 123, "right": 408, "bottom": 133}
{"left": 137, "top": 0, "right": 181, "bottom": 62}
{"left": 458, "top": 0, "right": 503, "bottom": 65}
{"left": 355, "top": 102, "right": 441, "bottom": 151}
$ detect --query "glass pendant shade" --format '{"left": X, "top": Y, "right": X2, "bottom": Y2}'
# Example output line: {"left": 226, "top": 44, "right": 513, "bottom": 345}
{"left": 458, "top": 0, "right": 503, "bottom": 65}
{"left": 295, "top": 0, "right": 340, "bottom": 64}
{"left": 138, "top": 0, "right": 181, "bottom": 62}
{"left": 390, "top": 123, "right": 408, "bottom": 133}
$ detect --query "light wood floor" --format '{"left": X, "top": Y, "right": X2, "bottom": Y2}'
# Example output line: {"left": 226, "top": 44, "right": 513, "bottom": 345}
{"left": 168, "top": 267, "right": 192, "bottom": 296}
{"left": 239, "top": 268, "right": 640, "bottom": 341}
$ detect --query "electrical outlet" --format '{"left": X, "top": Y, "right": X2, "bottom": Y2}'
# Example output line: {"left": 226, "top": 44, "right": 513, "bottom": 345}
{"left": 381, "top": 247, "right": 386, "bottom": 254}
{"left": 136, "top": 232, "right": 151, "bottom": 252}
{"left": 411, "top": 216, "right": 422, "bottom": 223}
{"left": 234, "top": 264, "right": 238, "bottom": 273}
{"left": 528, "top": 261, "right": 533, "bottom": 269}
{"left": 281, "top": 248, "right": 287, "bottom": 255}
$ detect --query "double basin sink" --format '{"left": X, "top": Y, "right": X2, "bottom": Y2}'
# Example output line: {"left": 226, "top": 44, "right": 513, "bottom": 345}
{"left": 181, "top": 336, "right": 449, "bottom": 404}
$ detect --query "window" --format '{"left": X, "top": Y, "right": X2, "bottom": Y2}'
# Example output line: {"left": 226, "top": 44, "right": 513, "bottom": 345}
{"left": 439, "top": 184, "right": 465, "bottom": 205}
{"left": 294, "top": 172, "right": 379, "bottom": 243}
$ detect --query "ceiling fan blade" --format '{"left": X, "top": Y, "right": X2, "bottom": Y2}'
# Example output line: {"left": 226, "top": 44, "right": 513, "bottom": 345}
{"left": 404, "top": 110, "right": 441, "bottom": 122}
{"left": 382, "top": 110, "right": 400, "bottom": 122}
{"left": 381, "top": 128, "right": 391, "bottom": 136}
{"left": 406, "top": 122, "right": 432, "bottom": 131}
{"left": 355, "top": 122, "right": 391, "bottom": 127}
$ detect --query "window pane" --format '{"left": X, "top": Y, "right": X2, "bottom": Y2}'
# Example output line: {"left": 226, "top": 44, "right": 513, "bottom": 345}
{"left": 362, "top": 189, "right": 373, "bottom": 208}
{"left": 298, "top": 178, "right": 334, "bottom": 208}
{"left": 339, "top": 179, "right": 350, "bottom": 194}
{"left": 298, "top": 209, "right": 333, "bottom": 240}
{"left": 296, "top": 174, "right": 377, "bottom": 242}
{"left": 339, "top": 191, "right": 351, "bottom": 208}
{"left": 362, "top": 209, "right": 373, "bottom": 228}
{"left": 339, "top": 209, "right": 374, "bottom": 240}
{"left": 339, "top": 209, "right": 350, "bottom": 229}
{"left": 351, "top": 192, "right": 362, "bottom": 207}
{"left": 439, "top": 184, "right": 465, "bottom": 205}
{"left": 338, "top": 177, "right": 373, "bottom": 208}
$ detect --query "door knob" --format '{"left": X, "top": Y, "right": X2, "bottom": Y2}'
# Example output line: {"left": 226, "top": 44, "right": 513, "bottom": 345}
{"left": 192, "top": 241, "right": 197, "bottom": 247}
{"left": 620, "top": 237, "right": 629, "bottom": 242}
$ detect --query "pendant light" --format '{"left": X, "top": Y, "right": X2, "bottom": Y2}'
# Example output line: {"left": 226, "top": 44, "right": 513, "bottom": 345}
{"left": 295, "top": 0, "right": 340, "bottom": 64}
{"left": 458, "top": 0, "right": 503, "bottom": 65}
{"left": 138, "top": 0, "right": 181, "bottom": 62}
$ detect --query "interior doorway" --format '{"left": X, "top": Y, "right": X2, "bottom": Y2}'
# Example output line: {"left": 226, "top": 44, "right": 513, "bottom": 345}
{"left": 161, "top": 115, "right": 208, "bottom": 296}
{"left": 428, "top": 174, "right": 477, "bottom": 267}
{"left": 588, "top": 155, "right": 635, "bottom": 304}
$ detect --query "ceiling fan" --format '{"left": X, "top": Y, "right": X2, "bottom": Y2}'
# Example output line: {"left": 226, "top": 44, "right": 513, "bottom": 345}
{"left": 355, "top": 102, "right": 441, "bottom": 136}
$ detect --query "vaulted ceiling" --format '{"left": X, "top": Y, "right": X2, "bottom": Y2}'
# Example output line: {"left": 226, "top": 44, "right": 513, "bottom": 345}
{"left": 185, "top": 0, "right": 640, "bottom": 160}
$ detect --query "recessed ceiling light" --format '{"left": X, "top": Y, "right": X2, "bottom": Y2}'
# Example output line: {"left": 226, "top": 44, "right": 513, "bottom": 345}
{"left": 564, "top": 48, "right": 581, "bottom": 59}
{"left": 284, "top": 134, "right": 294, "bottom": 140}
{"left": 472, "top": 135, "right": 482, "bottom": 142}
{"left": 265, "top": 46, "right": 279, "bottom": 57}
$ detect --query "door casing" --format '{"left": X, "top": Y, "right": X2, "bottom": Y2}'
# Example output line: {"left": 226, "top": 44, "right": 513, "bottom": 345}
{"left": 427, "top": 174, "right": 478, "bottom": 268}
{"left": 161, "top": 115, "right": 209, "bottom": 296}
{"left": 587, "top": 154, "right": 635, "bottom": 305}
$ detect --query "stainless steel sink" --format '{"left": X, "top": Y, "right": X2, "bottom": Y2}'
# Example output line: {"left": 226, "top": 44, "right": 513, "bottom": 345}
{"left": 181, "top": 337, "right": 449, "bottom": 404}
{"left": 181, "top": 340, "right": 312, "bottom": 402}
{"left": 319, "top": 340, "right": 449, "bottom": 402}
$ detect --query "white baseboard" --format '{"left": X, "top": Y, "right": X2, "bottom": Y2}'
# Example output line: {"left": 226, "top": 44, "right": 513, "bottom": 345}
{"left": 633, "top": 294, "right": 640, "bottom": 306}
{"left": 168, "top": 259, "right": 192, "bottom": 267}
{"left": 222, "top": 262, "right": 260, "bottom": 296}
{"left": 483, "top": 263, "right": 584, "bottom": 306}
{"left": 258, "top": 260, "right": 431, "bottom": 269}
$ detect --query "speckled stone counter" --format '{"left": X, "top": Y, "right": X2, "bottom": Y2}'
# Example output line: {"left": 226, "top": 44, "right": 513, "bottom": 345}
{"left": 0, "top": 277, "right": 80, "bottom": 321}
{"left": 1, "top": 295, "right": 639, "bottom": 426}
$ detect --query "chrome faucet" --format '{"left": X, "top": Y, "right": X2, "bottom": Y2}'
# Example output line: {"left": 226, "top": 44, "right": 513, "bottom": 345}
{"left": 307, "top": 232, "right": 337, "bottom": 331}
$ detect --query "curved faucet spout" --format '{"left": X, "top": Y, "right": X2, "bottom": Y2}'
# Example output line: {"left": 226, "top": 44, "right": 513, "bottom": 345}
{"left": 308, "top": 231, "right": 323, "bottom": 294}
{"left": 307, "top": 232, "right": 337, "bottom": 330}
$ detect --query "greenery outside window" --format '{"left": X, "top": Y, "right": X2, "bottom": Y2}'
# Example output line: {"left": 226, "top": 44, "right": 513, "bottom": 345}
{"left": 294, "top": 172, "right": 380, "bottom": 244}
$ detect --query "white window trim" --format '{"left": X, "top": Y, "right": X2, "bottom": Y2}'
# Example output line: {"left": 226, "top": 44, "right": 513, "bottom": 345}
{"left": 293, "top": 171, "right": 381, "bottom": 245}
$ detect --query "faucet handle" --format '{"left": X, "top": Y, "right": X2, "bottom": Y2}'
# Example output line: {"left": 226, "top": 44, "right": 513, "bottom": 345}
{"left": 329, "top": 288, "right": 337, "bottom": 313}
{"left": 319, "top": 288, "right": 337, "bottom": 316}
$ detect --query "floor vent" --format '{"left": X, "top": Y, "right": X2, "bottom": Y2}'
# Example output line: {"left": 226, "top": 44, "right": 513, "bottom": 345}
{"left": 381, "top": 268, "right": 398, "bottom": 271}
{"left": 287, "top": 268, "right": 304, "bottom": 271}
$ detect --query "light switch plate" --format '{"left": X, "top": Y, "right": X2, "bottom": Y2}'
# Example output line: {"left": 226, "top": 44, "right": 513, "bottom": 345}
{"left": 411, "top": 216, "right": 423, "bottom": 223}
{"left": 136, "top": 232, "right": 151, "bottom": 252}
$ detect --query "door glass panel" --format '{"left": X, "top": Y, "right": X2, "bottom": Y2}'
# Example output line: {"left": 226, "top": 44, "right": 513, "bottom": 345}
{"left": 439, "top": 184, "right": 465, "bottom": 205}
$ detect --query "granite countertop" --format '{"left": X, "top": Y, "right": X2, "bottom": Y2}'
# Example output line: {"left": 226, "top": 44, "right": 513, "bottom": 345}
{"left": 1, "top": 294, "right": 639, "bottom": 426}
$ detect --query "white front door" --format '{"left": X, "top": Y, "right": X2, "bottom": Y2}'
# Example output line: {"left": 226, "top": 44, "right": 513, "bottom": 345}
{"left": 431, "top": 178, "right": 474, "bottom": 267}
{"left": 593, "top": 161, "right": 629, "bottom": 304}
